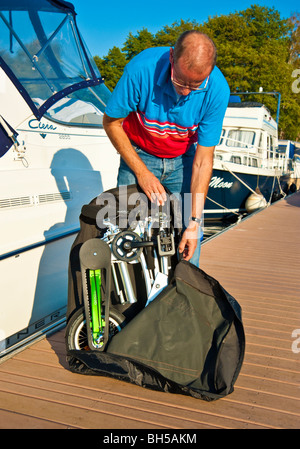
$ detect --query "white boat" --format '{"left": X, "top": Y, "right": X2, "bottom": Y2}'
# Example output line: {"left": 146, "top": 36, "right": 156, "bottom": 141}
{"left": 205, "top": 96, "right": 299, "bottom": 221}
{"left": 0, "top": 0, "right": 120, "bottom": 357}
{"left": 278, "top": 139, "right": 300, "bottom": 183}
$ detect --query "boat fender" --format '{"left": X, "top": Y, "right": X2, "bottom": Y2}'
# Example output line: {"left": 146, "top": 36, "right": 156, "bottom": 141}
{"left": 245, "top": 192, "right": 267, "bottom": 213}
{"left": 271, "top": 191, "right": 283, "bottom": 203}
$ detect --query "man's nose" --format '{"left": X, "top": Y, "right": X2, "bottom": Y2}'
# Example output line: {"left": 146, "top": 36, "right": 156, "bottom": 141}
{"left": 180, "top": 87, "right": 192, "bottom": 96}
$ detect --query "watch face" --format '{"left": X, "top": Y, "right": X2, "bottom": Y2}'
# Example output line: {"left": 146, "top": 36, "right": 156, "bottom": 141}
{"left": 190, "top": 217, "right": 202, "bottom": 224}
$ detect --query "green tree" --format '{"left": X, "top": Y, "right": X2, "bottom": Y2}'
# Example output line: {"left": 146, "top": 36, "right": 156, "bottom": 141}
{"left": 122, "top": 28, "right": 155, "bottom": 60}
{"left": 94, "top": 46, "right": 127, "bottom": 91}
{"left": 207, "top": 6, "right": 299, "bottom": 139}
{"left": 201, "top": 13, "right": 258, "bottom": 92}
{"left": 289, "top": 13, "right": 300, "bottom": 66}
{"left": 153, "top": 19, "right": 203, "bottom": 47}
{"left": 239, "top": 4, "right": 291, "bottom": 43}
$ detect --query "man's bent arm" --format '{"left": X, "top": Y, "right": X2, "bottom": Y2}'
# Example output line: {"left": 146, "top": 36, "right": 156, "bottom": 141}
{"left": 190, "top": 144, "right": 214, "bottom": 218}
{"left": 178, "top": 144, "right": 214, "bottom": 261}
{"left": 103, "top": 113, "right": 166, "bottom": 204}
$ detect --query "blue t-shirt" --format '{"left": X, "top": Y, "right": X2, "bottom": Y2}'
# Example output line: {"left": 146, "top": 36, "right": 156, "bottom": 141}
{"left": 105, "top": 47, "right": 230, "bottom": 158}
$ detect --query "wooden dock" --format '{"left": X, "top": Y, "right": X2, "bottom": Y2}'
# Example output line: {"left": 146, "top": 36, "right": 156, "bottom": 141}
{"left": 0, "top": 192, "right": 300, "bottom": 429}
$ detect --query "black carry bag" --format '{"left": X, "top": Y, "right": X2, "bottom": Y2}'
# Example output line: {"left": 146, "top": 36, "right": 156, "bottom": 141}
{"left": 66, "top": 185, "right": 245, "bottom": 401}
{"left": 66, "top": 183, "right": 180, "bottom": 324}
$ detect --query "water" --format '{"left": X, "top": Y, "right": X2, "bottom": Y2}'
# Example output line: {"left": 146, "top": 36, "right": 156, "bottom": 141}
{"left": 203, "top": 211, "right": 257, "bottom": 242}
{"left": 203, "top": 221, "right": 234, "bottom": 242}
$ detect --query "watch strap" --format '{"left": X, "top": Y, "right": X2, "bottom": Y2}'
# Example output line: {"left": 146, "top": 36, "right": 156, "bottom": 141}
{"left": 189, "top": 216, "right": 202, "bottom": 224}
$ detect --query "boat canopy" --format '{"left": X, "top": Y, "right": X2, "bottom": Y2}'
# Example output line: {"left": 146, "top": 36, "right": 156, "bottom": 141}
{"left": 0, "top": 0, "right": 111, "bottom": 122}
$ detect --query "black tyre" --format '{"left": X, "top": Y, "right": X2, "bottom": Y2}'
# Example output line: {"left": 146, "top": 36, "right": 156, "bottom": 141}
{"left": 65, "top": 307, "right": 126, "bottom": 350}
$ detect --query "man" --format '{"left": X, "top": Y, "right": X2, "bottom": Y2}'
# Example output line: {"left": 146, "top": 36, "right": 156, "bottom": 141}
{"left": 103, "top": 30, "right": 230, "bottom": 266}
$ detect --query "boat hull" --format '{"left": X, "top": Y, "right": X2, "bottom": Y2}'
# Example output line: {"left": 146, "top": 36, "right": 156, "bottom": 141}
{"left": 204, "top": 165, "right": 291, "bottom": 221}
{"left": 0, "top": 121, "right": 120, "bottom": 358}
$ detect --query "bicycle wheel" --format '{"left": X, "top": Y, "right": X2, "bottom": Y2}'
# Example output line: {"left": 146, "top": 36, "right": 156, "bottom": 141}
{"left": 65, "top": 307, "right": 126, "bottom": 350}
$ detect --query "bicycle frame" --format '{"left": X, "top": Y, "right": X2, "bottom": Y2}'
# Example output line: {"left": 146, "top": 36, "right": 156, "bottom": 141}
{"left": 79, "top": 211, "right": 176, "bottom": 350}
{"left": 89, "top": 269, "right": 105, "bottom": 347}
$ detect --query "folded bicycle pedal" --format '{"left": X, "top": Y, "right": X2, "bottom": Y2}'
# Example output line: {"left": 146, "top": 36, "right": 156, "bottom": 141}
{"left": 157, "top": 234, "right": 175, "bottom": 256}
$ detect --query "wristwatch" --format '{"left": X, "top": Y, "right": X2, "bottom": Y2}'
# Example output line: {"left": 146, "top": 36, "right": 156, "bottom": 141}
{"left": 189, "top": 216, "right": 202, "bottom": 224}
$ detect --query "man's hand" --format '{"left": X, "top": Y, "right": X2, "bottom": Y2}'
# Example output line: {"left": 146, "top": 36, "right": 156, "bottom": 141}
{"left": 178, "top": 221, "right": 199, "bottom": 262}
{"left": 136, "top": 171, "right": 167, "bottom": 205}
{"left": 178, "top": 144, "right": 214, "bottom": 262}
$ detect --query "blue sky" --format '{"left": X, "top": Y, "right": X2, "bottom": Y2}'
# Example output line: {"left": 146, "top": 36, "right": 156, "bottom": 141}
{"left": 71, "top": 0, "right": 299, "bottom": 57}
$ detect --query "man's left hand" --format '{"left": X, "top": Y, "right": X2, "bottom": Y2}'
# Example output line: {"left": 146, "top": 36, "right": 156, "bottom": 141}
{"left": 178, "top": 222, "right": 199, "bottom": 261}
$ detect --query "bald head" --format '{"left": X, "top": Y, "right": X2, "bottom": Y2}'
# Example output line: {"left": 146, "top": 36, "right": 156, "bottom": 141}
{"left": 173, "top": 31, "right": 217, "bottom": 75}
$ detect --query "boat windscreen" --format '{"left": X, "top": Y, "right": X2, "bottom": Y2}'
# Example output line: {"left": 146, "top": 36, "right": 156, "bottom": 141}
{"left": 0, "top": 0, "right": 111, "bottom": 123}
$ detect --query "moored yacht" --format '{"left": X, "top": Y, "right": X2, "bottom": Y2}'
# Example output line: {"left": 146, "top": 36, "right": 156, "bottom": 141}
{"left": 0, "top": 0, "right": 120, "bottom": 357}
{"left": 205, "top": 97, "right": 299, "bottom": 221}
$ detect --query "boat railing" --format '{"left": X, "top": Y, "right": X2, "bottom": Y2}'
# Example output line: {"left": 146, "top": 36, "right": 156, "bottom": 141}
{"left": 263, "top": 148, "right": 289, "bottom": 171}
{"left": 215, "top": 142, "right": 290, "bottom": 172}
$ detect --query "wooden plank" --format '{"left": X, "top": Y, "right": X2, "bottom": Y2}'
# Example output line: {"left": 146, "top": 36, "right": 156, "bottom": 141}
{"left": 200, "top": 192, "right": 300, "bottom": 430}
{"left": 1, "top": 342, "right": 299, "bottom": 429}
{"left": 0, "top": 409, "right": 71, "bottom": 429}
{"left": 0, "top": 361, "right": 287, "bottom": 429}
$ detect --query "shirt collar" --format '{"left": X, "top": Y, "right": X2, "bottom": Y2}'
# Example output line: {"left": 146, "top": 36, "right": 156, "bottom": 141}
{"left": 157, "top": 59, "right": 174, "bottom": 97}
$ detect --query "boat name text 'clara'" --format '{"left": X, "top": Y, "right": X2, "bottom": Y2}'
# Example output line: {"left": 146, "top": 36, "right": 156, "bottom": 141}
{"left": 28, "top": 119, "right": 57, "bottom": 131}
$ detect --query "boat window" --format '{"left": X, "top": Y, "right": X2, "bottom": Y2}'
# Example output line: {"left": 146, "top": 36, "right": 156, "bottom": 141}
{"left": 41, "top": 84, "right": 111, "bottom": 126}
{"left": 215, "top": 154, "right": 223, "bottom": 160}
{"left": 266, "top": 135, "right": 275, "bottom": 158}
{"left": 230, "top": 156, "right": 241, "bottom": 164}
{"left": 0, "top": 2, "right": 111, "bottom": 126}
{"left": 243, "top": 156, "right": 258, "bottom": 167}
{"left": 226, "top": 130, "right": 255, "bottom": 148}
{"left": 270, "top": 135, "right": 274, "bottom": 149}
{"left": 258, "top": 132, "right": 263, "bottom": 152}
{"left": 266, "top": 135, "right": 270, "bottom": 153}
{"left": 278, "top": 144, "right": 287, "bottom": 154}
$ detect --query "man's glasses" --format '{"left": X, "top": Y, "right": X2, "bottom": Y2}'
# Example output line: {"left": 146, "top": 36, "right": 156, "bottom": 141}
{"left": 171, "top": 62, "right": 209, "bottom": 92}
